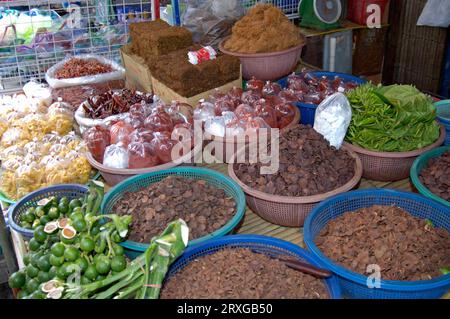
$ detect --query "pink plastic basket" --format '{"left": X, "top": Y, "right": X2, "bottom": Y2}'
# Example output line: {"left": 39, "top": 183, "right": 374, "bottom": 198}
{"left": 228, "top": 145, "right": 363, "bottom": 227}
{"left": 219, "top": 38, "right": 304, "bottom": 81}
{"left": 343, "top": 125, "right": 446, "bottom": 182}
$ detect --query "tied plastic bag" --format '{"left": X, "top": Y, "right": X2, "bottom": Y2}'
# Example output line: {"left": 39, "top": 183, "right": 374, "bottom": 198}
{"left": 103, "top": 143, "right": 129, "bottom": 169}
{"left": 181, "top": 0, "right": 245, "bottom": 48}
{"left": 83, "top": 125, "right": 111, "bottom": 162}
{"left": 45, "top": 54, "right": 125, "bottom": 89}
{"left": 127, "top": 142, "right": 159, "bottom": 169}
{"left": 313, "top": 93, "right": 352, "bottom": 149}
{"left": 417, "top": 0, "right": 450, "bottom": 27}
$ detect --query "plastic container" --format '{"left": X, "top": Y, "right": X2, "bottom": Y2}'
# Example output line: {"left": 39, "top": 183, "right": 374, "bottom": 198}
{"left": 227, "top": 145, "right": 363, "bottom": 227}
{"left": 304, "top": 189, "right": 450, "bottom": 299}
{"left": 87, "top": 143, "right": 201, "bottom": 186}
{"left": 323, "top": 30, "right": 353, "bottom": 74}
{"left": 410, "top": 146, "right": 450, "bottom": 208}
{"left": 278, "top": 71, "right": 366, "bottom": 126}
{"left": 219, "top": 38, "right": 304, "bottom": 81}
{"left": 165, "top": 234, "right": 342, "bottom": 299}
{"left": 348, "top": 0, "right": 389, "bottom": 26}
{"left": 435, "top": 100, "right": 450, "bottom": 145}
{"left": 343, "top": 125, "right": 446, "bottom": 182}
{"left": 7, "top": 184, "right": 88, "bottom": 238}
{"left": 101, "top": 167, "right": 246, "bottom": 259}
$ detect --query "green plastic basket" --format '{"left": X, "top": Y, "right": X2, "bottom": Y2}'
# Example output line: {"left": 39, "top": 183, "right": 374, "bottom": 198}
{"left": 410, "top": 146, "right": 450, "bottom": 208}
{"left": 101, "top": 167, "right": 247, "bottom": 259}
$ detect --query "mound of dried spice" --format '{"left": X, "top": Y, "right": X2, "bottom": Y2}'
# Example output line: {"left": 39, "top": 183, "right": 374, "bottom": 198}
{"left": 419, "top": 150, "right": 450, "bottom": 201}
{"left": 233, "top": 125, "right": 356, "bottom": 197}
{"left": 54, "top": 58, "right": 114, "bottom": 79}
{"left": 316, "top": 205, "right": 450, "bottom": 281}
{"left": 161, "top": 248, "right": 329, "bottom": 299}
{"left": 112, "top": 176, "right": 236, "bottom": 243}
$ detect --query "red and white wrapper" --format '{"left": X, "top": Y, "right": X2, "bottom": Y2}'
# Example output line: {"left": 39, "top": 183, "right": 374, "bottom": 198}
{"left": 188, "top": 46, "right": 217, "bottom": 65}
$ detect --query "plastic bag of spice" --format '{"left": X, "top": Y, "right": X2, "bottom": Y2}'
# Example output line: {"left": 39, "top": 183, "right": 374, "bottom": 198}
{"left": 314, "top": 93, "right": 352, "bottom": 149}
{"left": 103, "top": 143, "right": 129, "bottom": 169}
{"left": 127, "top": 142, "right": 160, "bottom": 169}
{"left": 150, "top": 132, "right": 177, "bottom": 163}
{"left": 45, "top": 54, "right": 125, "bottom": 89}
{"left": 83, "top": 125, "right": 111, "bottom": 162}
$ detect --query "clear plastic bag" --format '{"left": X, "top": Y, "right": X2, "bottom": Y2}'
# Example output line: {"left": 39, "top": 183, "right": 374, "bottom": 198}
{"left": 314, "top": 93, "right": 352, "bottom": 149}
{"left": 127, "top": 142, "right": 159, "bottom": 169}
{"left": 182, "top": 0, "right": 244, "bottom": 48}
{"left": 45, "top": 54, "right": 125, "bottom": 89}
{"left": 83, "top": 125, "right": 111, "bottom": 162}
{"left": 103, "top": 143, "right": 129, "bottom": 169}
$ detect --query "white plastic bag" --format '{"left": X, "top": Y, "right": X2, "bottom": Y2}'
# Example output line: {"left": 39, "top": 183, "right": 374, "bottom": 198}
{"left": 313, "top": 93, "right": 352, "bottom": 149}
{"left": 22, "top": 81, "right": 53, "bottom": 106}
{"left": 417, "top": 0, "right": 450, "bottom": 27}
{"left": 45, "top": 54, "right": 125, "bottom": 89}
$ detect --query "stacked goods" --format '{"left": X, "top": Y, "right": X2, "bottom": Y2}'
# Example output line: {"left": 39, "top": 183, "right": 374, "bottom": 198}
{"left": 129, "top": 20, "right": 192, "bottom": 60}
{"left": 419, "top": 150, "right": 450, "bottom": 201}
{"left": 194, "top": 78, "right": 297, "bottom": 138}
{"left": 83, "top": 100, "right": 193, "bottom": 169}
{"left": 346, "top": 84, "right": 441, "bottom": 152}
{"left": 223, "top": 4, "right": 304, "bottom": 54}
{"left": 161, "top": 248, "right": 328, "bottom": 299}
{"left": 233, "top": 125, "right": 356, "bottom": 197}
{"left": 284, "top": 72, "right": 360, "bottom": 105}
{"left": 315, "top": 205, "right": 450, "bottom": 281}
{"left": 0, "top": 96, "right": 91, "bottom": 200}
{"left": 112, "top": 176, "right": 236, "bottom": 242}
{"left": 151, "top": 45, "right": 241, "bottom": 97}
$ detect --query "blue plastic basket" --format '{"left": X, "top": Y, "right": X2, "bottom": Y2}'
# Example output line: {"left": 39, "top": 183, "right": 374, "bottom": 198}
{"left": 7, "top": 184, "right": 89, "bottom": 239}
{"left": 101, "top": 167, "right": 247, "bottom": 259}
{"left": 435, "top": 100, "right": 450, "bottom": 146}
{"left": 304, "top": 189, "right": 450, "bottom": 299}
{"left": 278, "top": 71, "right": 367, "bottom": 126}
{"left": 165, "top": 234, "right": 342, "bottom": 299}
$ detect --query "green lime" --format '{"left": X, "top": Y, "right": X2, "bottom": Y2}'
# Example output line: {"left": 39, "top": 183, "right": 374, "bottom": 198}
{"left": 112, "top": 244, "right": 125, "bottom": 256}
{"left": 16, "top": 290, "right": 28, "bottom": 299}
{"left": 37, "top": 271, "right": 52, "bottom": 284}
{"left": 8, "top": 271, "right": 26, "bottom": 289}
{"left": 39, "top": 215, "right": 52, "bottom": 226}
{"left": 49, "top": 234, "right": 60, "bottom": 244}
{"left": 63, "top": 262, "right": 80, "bottom": 277}
{"left": 48, "top": 207, "right": 60, "bottom": 220}
{"left": 84, "top": 265, "right": 98, "bottom": 281}
{"left": 69, "top": 212, "right": 83, "bottom": 222}
{"left": 48, "top": 266, "right": 58, "bottom": 279}
{"left": 64, "top": 247, "right": 80, "bottom": 262}
{"left": 57, "top": 202, "right": 69, "bottom": 215}
{"left": 93, "top": 253, "right": 105, "bottom": 264}
{"left": 90, "top": 225, "right": 101, "bottom": 236}
{"left": 80, "top": 276, "right": 92, "bottom": 285}
{"left": 28, "top": 238, "right": 42, "bottom": 251}
{"left": 33, "top": 226, "right": 47, "bottom": 243}
{"left": 60, "top": 232, "right": 75, "bottom": 245}
{"left": 25, "top": 278, "right": 40, "bottom": 294}
{"left": 34, "top": 206, "right": 45, "bottom": 218}
{"left": 29, "top": 291, "right": 46, "bottom": 299}
{"left": 95, "top": 257, "right": 111, "bottom": 275}
{"left": 96, "top": 275, "right": 106, "bottom": 281}
{"left": 69, "top": 198, "right": 82, "bottom": 210}
{"left": 75, "top": 257, "right": 89, "bottom": 273}
{"left": 49, "top": 254, "right": 65, "bottom": 267}
{"left": 20, "top": 221, "right": 32, "bottom": 229}
{"left": 50, "top": 242, "right": 65, "bottom": 257}
{"left": 29, "top": 252, "right": 42, "bottom": 267}
{"left": 32, "top": 219, "right": 41, "bottom": 229}
{"left": 56, "top": 265, "right": 68, "bottom": 280}
{"left": 59, "top": 196, "right": 69, "bottom": 205}
{"left": 72, "top": 219, "right": 87, "bottom": 232}
{"left": 23, "top": 254, "right": 31, "bottom": 266}
{"left": 48, "top": 196, "right": 58, "bottom": 207}
{"left": 23, "top": 208, "right": 36, "bottom": 223}
{"left": 26, "top": 265, "right": 39, "bottom": 278}
{"left": 80, "top": 236, "right": 95, "bottom": 253}
{"left": 37, "top": 255, "right": 51, "bottom": 272}
{"left": 110, "top": 256, "right": 126, "bottom": 272}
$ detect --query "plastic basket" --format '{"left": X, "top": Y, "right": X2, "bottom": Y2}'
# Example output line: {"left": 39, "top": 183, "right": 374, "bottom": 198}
{"left": 165, "top": 234, "right": 342, "bottom": 299}
{"left": 7, "top": 184, "right": 89, "bottom": 239}
{"left": 228, "top": 144, "right": 363, "bottom": 227}
{"left": 278, "top": 71, "right": 367, "bottom": 126}
{"left": 304, "top": 189, "right": 450, "bottom": 299}
{"left": 343, "top": 125, "right": 446, "bottom": 182}
{"left": 435, "top": 100, "right": 450, "bottom": 146}
{"left": 410, "top": 146, "right": 450, "bottom": 208}
{"left": 101, "top": 167, "right": 247, "bottom": 259}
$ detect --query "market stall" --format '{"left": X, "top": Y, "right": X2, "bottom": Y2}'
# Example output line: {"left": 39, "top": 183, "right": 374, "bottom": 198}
{"left": 0, "top": 1, "right": 449, "bottom": 301}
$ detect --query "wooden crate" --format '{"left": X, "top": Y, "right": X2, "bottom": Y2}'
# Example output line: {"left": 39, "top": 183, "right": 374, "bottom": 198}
{"left": 152, "top": 70, "right": 242, "bottom": 106}
{"left": 120, "top": 44, "right": 153, "bottom": 93}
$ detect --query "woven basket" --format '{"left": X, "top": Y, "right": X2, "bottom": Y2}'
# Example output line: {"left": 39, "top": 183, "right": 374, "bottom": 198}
{"left": 343, "top": 125, "right": 446, "bottom": 182}
{"left": 205, "top": 106, "right": 300, "bottom": 163}
{"left": 87, "top": 143, "right": 201, "bottom": 186}
{"left": 228, "top": 145, "right": 363, "bottom": 227}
